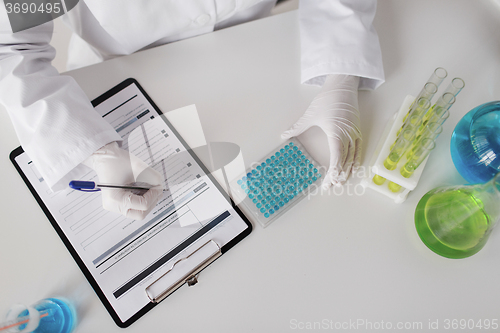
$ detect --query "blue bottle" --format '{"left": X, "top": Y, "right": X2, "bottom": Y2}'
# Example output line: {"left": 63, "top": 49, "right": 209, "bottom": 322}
{"left": 450, "top": 101, "right": 500, "bottom": 183}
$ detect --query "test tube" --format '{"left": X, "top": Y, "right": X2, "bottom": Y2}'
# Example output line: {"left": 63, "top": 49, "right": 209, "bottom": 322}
{"left": 400, "top": 138, "right": 436, "bottom": 178}
{"left": 396, "top": 97, "right": 431, "bottom": 136}
{"left": 443, "top": 77, "right": 465, "bottom": 97}
{"left": 398, "top": 97, "right": 430, "bottom": 136}
{"left": 384, "top": 129, "right": 415, "bottom": 170}
{"left": 426, "top": 108, "right": 450, "bottom": 127}
{"left": 410, "top": 96, "right": 432, "bottom": 120}
{"left": 426, "top": 67, "right": 448, "bottom": 88}
{"left": 407, "top": 67, "right": 446, "bottom": 112}
{"left": 407, "top": 122, "right": 442, "bottom": 158}
{"left": 372, "top": 174, "right": 386, "bottom": 185}
{"left": 421, "top": 92, "right": 455, "bottom": 127}
{"left": 418, "top": 122, "right": 442, "bottom": 142}
{"left": 412, "top": 82, "right": 438, "bottom": 109}
{"left": 388, "top": 181, "right": 402, "bottom": 193}
{"left": 403, "top": 84, "right": 437, "bottom": 122}
{"left": 393, "top": 114, "right": 421, "bottom": 149}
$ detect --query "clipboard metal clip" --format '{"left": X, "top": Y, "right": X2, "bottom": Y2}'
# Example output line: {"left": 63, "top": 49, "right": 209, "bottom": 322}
{"left": 186, "top": 275, "right": 199, "bottom": 286}
{"left": 145, "top": 240, "right": 221, "bottom": 303}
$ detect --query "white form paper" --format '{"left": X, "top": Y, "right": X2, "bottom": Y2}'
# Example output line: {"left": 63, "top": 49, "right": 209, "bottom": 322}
{"left": 14, "top": 82, "right": 249, "bottom": 322}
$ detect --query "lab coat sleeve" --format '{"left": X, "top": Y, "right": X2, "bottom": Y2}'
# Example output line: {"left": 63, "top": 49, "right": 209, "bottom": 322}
{"left": 299, "top": 0, "right": 384, "bottom": 90}
{"left": 0, "top": 12, "right": 121, "bottom": 190}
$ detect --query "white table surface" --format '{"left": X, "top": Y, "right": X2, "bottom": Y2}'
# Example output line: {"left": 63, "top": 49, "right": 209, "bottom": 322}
{"left": 1, "top": 1, "right": 500, "bottom": 332}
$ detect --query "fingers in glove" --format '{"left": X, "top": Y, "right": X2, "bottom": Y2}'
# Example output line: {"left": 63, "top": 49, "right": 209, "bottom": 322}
{"left": 321, "top": 136, "right": 345, "bottom": 189}
{"left": 126, "top": 207, "right": 154, "bottom": 220}
{"left": 339, "top": 140, "right": 356, "bottom": 185}
{"left": 127, "top": 188, "right": 162, "bottom": 211}
{"left": 102, "top": 188, "right": 162, "bottom": 220}
{"left": 128, "top": 188, "right": 163, "bottom": 220}
{"left": 352, "top": 138, "right": 362, "bottom": 173}
{"left": 125, "top": 189, "right": 162, "bottom": 220}
{"left": 322, "top": 166, "right": 340, "bottom": 190}
{"left": 281, "top": 114, "right": 314, "bottom": 140}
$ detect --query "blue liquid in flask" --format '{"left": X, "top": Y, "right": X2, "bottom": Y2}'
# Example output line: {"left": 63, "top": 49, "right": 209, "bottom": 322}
{"left": 17, "top": 298, "right": 76, "bottom": 333}
{"left": 451, "top": 101, "right": 500, "bottom": 183}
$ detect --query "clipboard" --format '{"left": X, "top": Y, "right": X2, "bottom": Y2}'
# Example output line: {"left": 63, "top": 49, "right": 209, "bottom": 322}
{"left": 9, "top": 78, "right": 252, "bottom": 328}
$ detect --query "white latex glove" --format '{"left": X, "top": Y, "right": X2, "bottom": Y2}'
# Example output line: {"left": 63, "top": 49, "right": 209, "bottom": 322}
{"left": 282, "top": 74, "right": 362, "bottom": 189}
{"left": 83, "top": 142, "right": 164, "bottom": 220}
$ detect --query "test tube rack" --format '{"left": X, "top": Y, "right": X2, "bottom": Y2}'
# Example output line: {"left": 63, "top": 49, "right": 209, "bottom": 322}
{"left": 361, "top": 95, "right": 430, "bottom": 203}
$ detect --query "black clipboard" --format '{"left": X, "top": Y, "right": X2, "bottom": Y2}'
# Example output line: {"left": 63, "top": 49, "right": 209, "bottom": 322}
{"left": 10, "top": 78, "right": 252, "bottom": 328}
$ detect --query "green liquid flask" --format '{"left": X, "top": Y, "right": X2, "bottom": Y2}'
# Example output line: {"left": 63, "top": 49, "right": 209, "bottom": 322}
{"left": 415, "top": 173, "right": 500, "bottom": 259}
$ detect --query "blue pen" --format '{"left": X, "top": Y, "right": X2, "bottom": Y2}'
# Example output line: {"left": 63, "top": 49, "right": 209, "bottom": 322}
{"left": 69, "top": 181, "right": 163, "bottom": 193}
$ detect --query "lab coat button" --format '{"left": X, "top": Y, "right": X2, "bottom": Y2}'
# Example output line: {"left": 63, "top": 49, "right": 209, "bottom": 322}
{"left": 196, "top": 14, "right": 211, "bottom": 26}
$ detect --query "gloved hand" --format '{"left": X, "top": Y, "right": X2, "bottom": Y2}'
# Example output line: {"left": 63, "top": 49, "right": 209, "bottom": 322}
{"left": 83, "top": 142, "right": 164, "bottom": 220}
{"left": 282, "top": 74, "right": 362, "bottom": 189}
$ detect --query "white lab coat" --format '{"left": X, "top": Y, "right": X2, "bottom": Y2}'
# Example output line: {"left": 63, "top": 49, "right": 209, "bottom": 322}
{"left": 0, "top": 0, "right": 384, "bottom": 190}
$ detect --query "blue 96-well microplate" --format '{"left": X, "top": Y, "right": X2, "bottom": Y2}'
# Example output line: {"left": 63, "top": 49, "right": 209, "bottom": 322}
{"left": 231, "top": 138, "right": 322, "bottom": 228}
